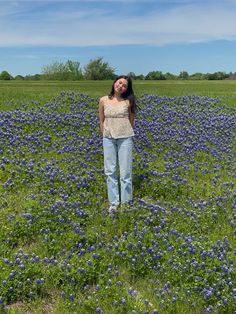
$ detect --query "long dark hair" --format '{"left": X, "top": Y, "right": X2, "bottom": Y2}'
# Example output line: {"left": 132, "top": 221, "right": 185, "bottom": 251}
{"left": 109, "top": 75, "right": 137, "bottom": 114}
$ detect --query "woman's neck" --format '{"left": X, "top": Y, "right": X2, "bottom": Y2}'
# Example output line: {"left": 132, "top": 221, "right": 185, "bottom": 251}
{"left": 113, "top": 94, "right": 124, "bottom": 101}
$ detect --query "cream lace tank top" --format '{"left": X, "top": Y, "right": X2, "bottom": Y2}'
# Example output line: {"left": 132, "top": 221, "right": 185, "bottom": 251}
{"left": 103, "top": 96, "right": 134, "bottom": 139}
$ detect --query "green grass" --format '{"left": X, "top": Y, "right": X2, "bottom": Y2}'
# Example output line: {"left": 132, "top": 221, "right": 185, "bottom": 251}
{"left": 1, "top": 80, "right": 236, "bottom": 110}
{"left": 0, "top": 82, "right": 235, "bottom": 314}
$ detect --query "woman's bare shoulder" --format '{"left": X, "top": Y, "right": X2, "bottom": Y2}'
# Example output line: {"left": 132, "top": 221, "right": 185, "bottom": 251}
{"left": 99, "top": 95, "right": 108, "bottom": 104}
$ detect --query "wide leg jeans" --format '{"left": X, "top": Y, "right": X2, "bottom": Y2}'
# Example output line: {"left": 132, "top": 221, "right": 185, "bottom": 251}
{"left": 103, "top": 137, "right": 133, "bottom": 205}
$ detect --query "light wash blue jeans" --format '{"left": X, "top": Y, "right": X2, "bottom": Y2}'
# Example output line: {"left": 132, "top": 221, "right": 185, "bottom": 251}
{"left": 103, "top": 137, "right": 133, "bottom": 206}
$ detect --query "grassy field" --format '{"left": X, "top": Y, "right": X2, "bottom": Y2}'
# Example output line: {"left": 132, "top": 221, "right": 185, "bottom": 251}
{"left": 0, "top": 81, "right": 235, "bottom": 313}
{"left": 1, "top": 80, "right": 236, "bottom": 110}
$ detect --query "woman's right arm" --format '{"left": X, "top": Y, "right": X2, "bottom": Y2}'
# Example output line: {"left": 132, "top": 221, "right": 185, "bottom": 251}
{"left": 98, "top": 97, "right": 105, "bottom": 134}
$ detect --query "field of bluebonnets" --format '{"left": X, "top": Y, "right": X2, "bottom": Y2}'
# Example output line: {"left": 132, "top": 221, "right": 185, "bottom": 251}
{"left": 0, "top": 81, "right": 235, "bottom": 314}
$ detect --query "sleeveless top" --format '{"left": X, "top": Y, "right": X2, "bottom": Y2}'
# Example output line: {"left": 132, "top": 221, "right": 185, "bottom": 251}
{"left": 103, "top": 96, "right": 135, "bottom": 139}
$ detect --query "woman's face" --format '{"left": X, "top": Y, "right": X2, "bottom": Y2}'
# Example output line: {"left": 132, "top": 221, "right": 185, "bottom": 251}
{"left": 114, "top": 78, "right": 128, "bottom": 95}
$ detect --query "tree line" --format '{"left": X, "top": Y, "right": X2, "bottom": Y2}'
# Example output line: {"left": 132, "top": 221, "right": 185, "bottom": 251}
{"left": 0, "top": 57, "right": 234, "bottom": 81}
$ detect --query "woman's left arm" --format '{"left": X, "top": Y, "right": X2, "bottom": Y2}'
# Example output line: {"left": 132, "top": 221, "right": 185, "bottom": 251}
{"left": 128, "top": 105, "right": 135, "bottom": 128}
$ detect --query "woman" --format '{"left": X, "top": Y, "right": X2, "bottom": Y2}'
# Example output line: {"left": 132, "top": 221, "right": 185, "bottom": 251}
{"left": 99, "top": 75, "right": 137, "bottom": 213}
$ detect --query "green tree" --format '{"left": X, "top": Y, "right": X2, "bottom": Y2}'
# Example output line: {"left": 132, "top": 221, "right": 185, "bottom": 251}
{"left": 65, "top": 60, "right": 83, "bottom": 80}
{"left": 178, "top": 71, "right": 189, "bottom": 79}
{"left": 189, "top": 72, "right": 206, "bottom": 80}
{"left": 206, "top": 71, "right": 229, "bottom": 80}
{"left": 126, "top": 72, "right": 145, "bottom": 80}
{"left": 0, "top": 70, "right": 13, "bottom": 80}
{"left": 145, "top": 71, "right": 166, "bottom": 80}
{"left": 15, "top": 75, "right": 25, "bottom": 80}
{"left": 41, "top": 61, "right": 66, "bottom": 80}
{"left": 84, "top": 57, "right": 116, "bottom": 80}
{"left": 41, "top": 60, "right": 83, "bottom": 80}
{"left": 135, "top": 74, "right": 145, "bottom": 80}
{"left": 24, "top": 74, "right": 42, "bottom": 80}
{"left": 164, "top": 72, "right": 177, "bottom": 80}
{"left": 127, "top": 72, "right": 136, "bottom": 79}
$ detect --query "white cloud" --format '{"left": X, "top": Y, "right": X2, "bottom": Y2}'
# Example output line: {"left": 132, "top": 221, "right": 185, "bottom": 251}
{"left": 0, "top": 1, "right": 236, "bottom": 46}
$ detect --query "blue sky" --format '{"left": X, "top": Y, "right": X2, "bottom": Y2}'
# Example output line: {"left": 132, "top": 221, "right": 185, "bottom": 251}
{"left": 1, "top": 0, "right": 236, "bottom": 77}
